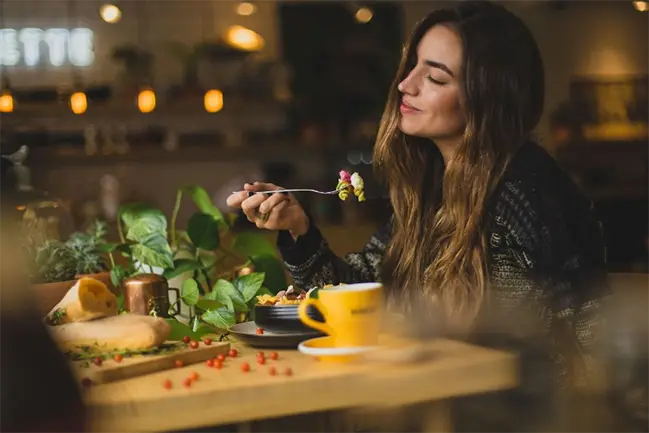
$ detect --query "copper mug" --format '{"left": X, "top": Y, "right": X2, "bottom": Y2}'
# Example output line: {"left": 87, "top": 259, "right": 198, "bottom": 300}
{"left": 122, "top": 274, "right": 181, "bottom": 318}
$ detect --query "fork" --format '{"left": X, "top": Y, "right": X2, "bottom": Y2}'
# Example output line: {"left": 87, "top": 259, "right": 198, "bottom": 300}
{"left": 235, "top": 188, "right": 341, "bottom": 196}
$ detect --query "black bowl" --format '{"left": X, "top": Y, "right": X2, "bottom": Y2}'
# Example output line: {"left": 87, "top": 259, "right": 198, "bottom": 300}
{"left": 254, "top": 304, "right": 324, "bottom": 334}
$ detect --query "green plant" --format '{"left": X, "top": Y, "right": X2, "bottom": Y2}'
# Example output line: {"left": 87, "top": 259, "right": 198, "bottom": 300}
{"left": 103, "top": 184, "right": 287, "bottom": 339}
{"left": 27, "top": 220, "right": 109, "bottom": 284}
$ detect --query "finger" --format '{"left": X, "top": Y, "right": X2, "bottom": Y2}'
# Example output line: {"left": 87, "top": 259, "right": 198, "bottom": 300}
{"left": 258, "top": 192, "right": 289, "bottom": 214}
{"left": 264, "top": 200, "right": 290, "bottom": 228}
{"left": 241, "top": 193, "right": 268, "bottom": 221}
{"left": 226, "top": 191, "right": 249, "bottom": 208}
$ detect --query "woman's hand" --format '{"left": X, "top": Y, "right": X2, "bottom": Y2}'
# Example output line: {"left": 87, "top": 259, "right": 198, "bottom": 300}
{"left": 226, "top": 182, "right": 310, "bottom": 237}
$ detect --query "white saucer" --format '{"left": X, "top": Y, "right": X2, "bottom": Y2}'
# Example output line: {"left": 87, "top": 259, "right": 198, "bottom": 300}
{"left": 298, "top": 336, "right": 379, "bottom": 362}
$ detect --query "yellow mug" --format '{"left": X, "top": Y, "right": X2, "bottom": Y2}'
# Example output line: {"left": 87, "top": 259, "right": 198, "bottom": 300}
{"left": 298, "top": 282, "right": 383, "bottom": 347}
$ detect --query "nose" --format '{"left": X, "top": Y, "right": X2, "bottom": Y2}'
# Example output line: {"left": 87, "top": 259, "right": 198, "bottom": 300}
{"left": 398, "top": 71, "right": 418, "bottom": 96}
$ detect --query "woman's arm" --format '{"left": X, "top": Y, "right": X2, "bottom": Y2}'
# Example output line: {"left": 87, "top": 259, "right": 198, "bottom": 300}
{"left": 276, "top": 218, "right": 391, "bottom": 289}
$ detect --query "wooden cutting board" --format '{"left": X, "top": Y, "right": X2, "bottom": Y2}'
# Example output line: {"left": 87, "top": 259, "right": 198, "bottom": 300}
{"left": 73, "top": 340, "right": 230, "bottom": 385}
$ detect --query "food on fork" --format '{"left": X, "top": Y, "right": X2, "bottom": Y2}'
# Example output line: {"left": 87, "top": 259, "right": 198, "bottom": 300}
{"left": 336, "top": 170, "right": 366, "bottom": 202}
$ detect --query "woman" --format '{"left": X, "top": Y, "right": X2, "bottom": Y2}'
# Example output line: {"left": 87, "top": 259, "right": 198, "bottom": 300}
{"left": 227, "top": 1, "right": 608, "bottom": 386}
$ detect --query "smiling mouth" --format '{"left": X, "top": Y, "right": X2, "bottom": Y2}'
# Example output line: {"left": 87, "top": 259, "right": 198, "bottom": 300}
{"left": 400, "top": 101, "right": 420, "bottom": 113}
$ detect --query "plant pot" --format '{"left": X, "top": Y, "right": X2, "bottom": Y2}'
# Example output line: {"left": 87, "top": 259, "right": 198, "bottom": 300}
{"left": 31, "top": 271, "right": 117, "bottom": 318}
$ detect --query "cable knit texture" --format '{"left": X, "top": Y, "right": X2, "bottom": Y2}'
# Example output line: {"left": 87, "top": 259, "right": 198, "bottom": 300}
{"left": 277, "top": 142, "right": 609, "bottom": 386}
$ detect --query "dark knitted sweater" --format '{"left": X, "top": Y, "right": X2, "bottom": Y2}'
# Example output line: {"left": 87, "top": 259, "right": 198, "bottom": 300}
{"left": 277, "top": 142, "right": 609, "bottom": 383}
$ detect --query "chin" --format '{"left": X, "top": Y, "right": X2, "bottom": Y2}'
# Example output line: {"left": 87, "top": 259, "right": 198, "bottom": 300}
{"left": 398, "top": 119, "right": 421, "bottom": 137}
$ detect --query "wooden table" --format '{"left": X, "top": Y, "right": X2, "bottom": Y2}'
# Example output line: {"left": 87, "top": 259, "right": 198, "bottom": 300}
{"left": 85, "top": 338, "right": 517, "bottom": 432}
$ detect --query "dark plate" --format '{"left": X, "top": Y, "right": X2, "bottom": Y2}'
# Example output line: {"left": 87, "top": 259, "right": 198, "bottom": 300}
{"left": 254, "top": 303, "right": 324, "bottom": 334}
{"left": 229, "top": 321, "right": 322, "bottom": 349}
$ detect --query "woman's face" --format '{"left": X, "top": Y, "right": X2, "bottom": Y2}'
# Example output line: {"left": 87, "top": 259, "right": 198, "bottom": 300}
{"left": 398, "top": 25, "right": 466, "bottom": 149}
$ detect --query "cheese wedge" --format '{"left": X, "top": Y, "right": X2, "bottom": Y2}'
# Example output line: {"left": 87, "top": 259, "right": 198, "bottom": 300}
{"left": 48, "top": 313, "right": 172, "bottom": 351}
{"left": 45, "top": 277, "right": 118, "bottom": 325}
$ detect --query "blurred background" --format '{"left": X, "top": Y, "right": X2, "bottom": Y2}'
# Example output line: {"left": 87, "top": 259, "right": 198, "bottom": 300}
{"left": 1, "top": 0, "right": 647, "bottom": 273}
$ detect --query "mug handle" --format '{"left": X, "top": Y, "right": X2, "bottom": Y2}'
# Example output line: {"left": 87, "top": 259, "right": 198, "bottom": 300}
{"left": 298, "top": 298, "right": 333, "bottom": 335}
{"left": 168, "top": 288, "right": 182, "bottom": 316}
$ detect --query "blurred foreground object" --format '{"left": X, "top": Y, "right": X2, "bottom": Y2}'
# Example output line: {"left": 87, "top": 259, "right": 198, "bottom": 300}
{"left": 1, "top": 190, "right": 87, "bottom": 432}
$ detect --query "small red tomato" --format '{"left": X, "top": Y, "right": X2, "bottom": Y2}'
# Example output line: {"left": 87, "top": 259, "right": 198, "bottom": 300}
{"left": 256, "top": 328, "right": 264, "bottom": 335}
{"left": 183, "top": 336, "right": 191, "bottom": 344}
{"left": 217, "top": 354, "right": 226, "bottom": 361}
{"left": 215, "top": 360, "right": 223, "bottom": 369}
{"left": 257, "top": 357, "right": 266, "bottom": 365}
{"left": 81, "top": 377, "right": 93, "bottom": 387}
{"left": 240, "top": 362, "right": 250, "bottom": 372}
{"left": 285, "top": 368, "right": 293, "bottom": 376}
{"left": 269, "top": 366, "right": 277, "bottom": 376}
{"left": 229, "top": 348, "right": 238, "bottom": 358}
{"left": 183, "top": 378, "right": 192, "bottom": 388}
{"left": 93, "top": 357, "right": 103, "bottom": 366}
{"left": 163, "top": 379, "right": 172, "bottom": 389}
{"left": 203, "top": 338, "right": 212, "bottom": 345}
{"left": 114, "top": 354, "right": 123, "bottom": 363}
{"left": 257, "top": 351, "right": 265, "bottom": 358}
{"left": 175, "top": 359, "right": 184, "bottom": 368}
{"left": 189, "top": 372, "right": 199, "bottom": 381}
{"left": 190, "top": 341, "right": 199, "bottom": 349}
{"left": 206, "top": 359, "right": 215, "bottom": 367}
{"left": 270, "top": 352, "right": 279, "bottom": 360}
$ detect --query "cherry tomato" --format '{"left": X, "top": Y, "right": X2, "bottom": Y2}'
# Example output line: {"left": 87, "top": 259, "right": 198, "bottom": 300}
{"left": 189, "top": 371, "right": 199, "bottom": 381}
{"left": 183, "top": 336, "right": 191, "bottom": 344}
{"left": 215, "top": 360, "right": 223, "bottom": 369}
{"left": 257, "top": 357, "right": 266, "bottom": 365}
{"left": 269, "top": 352, "right": 278, "bottom": 360}
{"left": 163, "top": 379, "right": 172, "bottom": 389}
{"left": 256, "top": 328, "right": 264, "bottom": 335}
{"left": 203, "top": 338, "right": 212, "bottom": 345}
{"left": 175, "top": 359, "right": 184, "bottom": 368}
{"left": 93, "top": 357, "right": 103, "bottom": 366}
{"left": 190, "top": 341, "right": 199, "bottom": 349}
{"left": 206, "top": 359, "right": 215, "bottom": 367}
{"left": 217, "top": 354, "right": 226, "bottom": 361}
{"left": 114, "top": 354, "right": 123, "bottom": 363}
{"left": 183, "top": 378, "right": 193, "bottom": 388}
{"left": 268, "top": 366, "right": 277, "bottom": 376}
{"left": 257, "top": 351, "right": 265, "bottom": 358}
{"left": 285, "top": 368, "right": 293, "bottom": 376}
{"left": 240, "top": 362, "right": 250, "bottom": 372}
{"left": 229, "top": 348, "right": 238, "bottom": 358}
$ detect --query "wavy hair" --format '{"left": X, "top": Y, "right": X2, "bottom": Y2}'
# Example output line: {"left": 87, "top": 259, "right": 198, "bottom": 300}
{"left": 375, "top": 1, "right": 545, "bottom": 325}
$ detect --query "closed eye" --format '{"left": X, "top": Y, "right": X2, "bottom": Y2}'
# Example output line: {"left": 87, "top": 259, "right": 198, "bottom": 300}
{"left": 426, "top": 75, "right": 447, "bottom": 85}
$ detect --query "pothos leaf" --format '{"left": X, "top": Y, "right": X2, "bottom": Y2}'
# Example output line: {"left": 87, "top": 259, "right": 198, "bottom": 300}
{"left": 181, "top": 279, "right": 200, "bottom": 306}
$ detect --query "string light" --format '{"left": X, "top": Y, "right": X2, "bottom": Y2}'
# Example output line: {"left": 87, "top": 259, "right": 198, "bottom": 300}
{"left": 236, "top": 2, "right": 256, "bottom": 16}
{"left": 138, "top": 88, "right": 156, "bottom": 113}
{"left": 0, "top": 91, "right": 14, "bottom": 113}
{"left": 204, "top": 89, "right": 224, "bottom": 113}
{"left": 70, "top": 91, "right": 87, "bottom": 114}
{"left": 99, "top": 4, "right": 122, "bottom": 23}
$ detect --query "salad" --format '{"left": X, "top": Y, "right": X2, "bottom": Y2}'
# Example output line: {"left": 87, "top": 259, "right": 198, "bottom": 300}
{"left": 336, "top": 170, "right": 365, "bottom": 202}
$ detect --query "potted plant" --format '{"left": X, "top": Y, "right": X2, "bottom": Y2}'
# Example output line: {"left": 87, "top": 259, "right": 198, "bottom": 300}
{"left": 103, "top": 184, "right": 287, "bottom": 340}
{"left": 26, "top": 220, "right": 114, "bottom": 316}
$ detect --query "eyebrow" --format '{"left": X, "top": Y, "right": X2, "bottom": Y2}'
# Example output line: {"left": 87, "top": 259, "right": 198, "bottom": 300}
{"left": 423, "top": 59, "right": 454, "bottom": 77}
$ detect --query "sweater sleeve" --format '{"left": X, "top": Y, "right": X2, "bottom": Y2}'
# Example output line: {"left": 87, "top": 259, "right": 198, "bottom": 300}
{"left": 275, "top": 218, "right": 391, "bottom": 289}
{"left": 492, "top": 180, "right": 610, "bottom": 387}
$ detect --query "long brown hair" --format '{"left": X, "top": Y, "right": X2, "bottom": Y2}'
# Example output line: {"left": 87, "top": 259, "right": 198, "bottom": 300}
{"left": 375, "top": 1, "right": 545, "bottom": 325}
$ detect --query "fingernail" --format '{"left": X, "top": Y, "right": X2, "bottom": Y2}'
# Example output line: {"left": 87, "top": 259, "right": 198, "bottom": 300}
{"left": 247, "top": 192, "right": 254, "bottom": 198}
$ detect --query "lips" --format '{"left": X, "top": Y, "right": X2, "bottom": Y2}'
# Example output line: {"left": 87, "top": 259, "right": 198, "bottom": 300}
{"left": 400, "top": 100, "right": 420, "bottom": 114}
